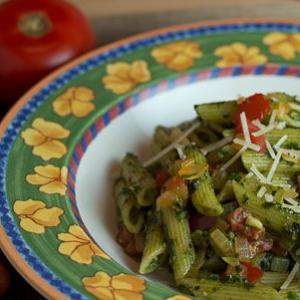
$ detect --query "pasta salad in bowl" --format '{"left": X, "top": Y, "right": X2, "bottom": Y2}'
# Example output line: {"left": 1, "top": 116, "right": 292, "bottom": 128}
{"left": 114, "top": 93, "right": 300, "bottom": 299}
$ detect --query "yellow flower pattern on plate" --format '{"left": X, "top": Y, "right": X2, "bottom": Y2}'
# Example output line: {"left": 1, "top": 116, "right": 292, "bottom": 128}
{"left": 53, "top": 86, "right": 95, "bottom": 117}
{"left": 82, "top": 271, "right": 145, "bottom": 300}
{"left": 26, "top": 165, "right": 68, "bottom": 195}
{"left": 167, "top": 296, "right": 191, "bottom": 300}
{"left": 13, "top": 199, "right": 63, "bottom": 234}
{"left": 263, "top": 32, "right": 300, "bottom": 60}
{"left": 214, "top": 42, "right": 267, "bottom": 67}
{"left": 57, "top": 225, "right": 110, "bottom": 264}
{"left": 151, "top": 41, "right": 202, "bottom": 71}
{"left": 21, "top": 118, "right": 70, "bottom": 161}
{"left": 102, "top": 60, "right": 151, "bottom": 94}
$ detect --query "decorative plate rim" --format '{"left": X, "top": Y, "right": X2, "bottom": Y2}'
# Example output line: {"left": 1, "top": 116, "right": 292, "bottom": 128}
{"left": 2, "top": 18, "right": 300, "bottom": 299}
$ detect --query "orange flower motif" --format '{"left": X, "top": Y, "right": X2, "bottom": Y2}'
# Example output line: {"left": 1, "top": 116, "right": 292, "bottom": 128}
{"left": 57, "top": 225, "right": 110, "bottom": 264}
{"left": 102, "top": 60, "right": 151, "bottom": 94}
{"left": 21, "top": 118, "right": 70, "bottom": 160}
{"left": 13, "top": 199, "right": 63, "bottom": 234}
{"left": 26, "top": 165, "right": 68, "bottom": 195}
{"left": 53, "top": 86, "right": 95, "bottom": 117}
{"left": 263, "top": 32, "right": 300, "bottom": 60}
{"left": 82, "top": 271, "right": 146, "bottom": 300}
{"left": 214, "top": 42, "right": 267, "bottom": 67}
{"left": 151, "top": 41, "right": 202, "bottom": 71}
{"left": 167, "top": 296, "right": 191, "bottom": 300}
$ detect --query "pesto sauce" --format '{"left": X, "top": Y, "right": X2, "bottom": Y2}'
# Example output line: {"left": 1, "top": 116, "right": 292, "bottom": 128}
{"left": 287, "top": 291, "right": 300, "bottom": 300}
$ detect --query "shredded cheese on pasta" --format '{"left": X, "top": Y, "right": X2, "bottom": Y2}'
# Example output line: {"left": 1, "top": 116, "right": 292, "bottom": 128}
{"left": 252, "top": 119, "right": 265, "bottom": 129}
{"left": 274, "top": 135, "right": 288, "bottom": 150}
{"left": 174, "top": 144, "right": 186, "bottom": 160}
{"left": 220, "top": 145, "right": 247, "bottom": 172}
{"left": 250, "top": 164, "right": 267, "bottom": 182}
{"left": 252, "top": 110, "right": 277, "bottom": 137}
{"left": 266, "top": 149, "right": 283, "bottom": 182}
{"left": 257, "top": 186, "right": 267, "bottom": 198}
{"left": 264, "top": 193, "right": 274, "bottom": 203}
{"left": 280, "top": 262, "right": 300, "bottom": 290}
{"left": 266, "top": 139, "right": 276, "bottom": 160}
{"left": 200, "top": 136, "right": 233, "bottom": 155}
{"left": 233, "top": 138, "right": 260, "bottom": 152}
{"left": 245, "top": 172, "right": 254, "bottom": 178}
{"left": 276, "top": 121, "right": 286, "bottom": 129}
{"left": 143, "top": 122, "right": 199, "bottom": 167}
{"left": 240, "top": 112, "right": 251, "bottom": 143}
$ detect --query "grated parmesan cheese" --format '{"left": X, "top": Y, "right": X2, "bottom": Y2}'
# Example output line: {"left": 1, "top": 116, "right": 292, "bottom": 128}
{"left": 220, "top": 145, "right": 247, "bottom": 172}
{"left": 257, "top": 186, "right": 267, "bottom": 198}
{"left": 174, "top": 144, "right": 186, "bottom": 160}
{"left": 270, "top": 96, "right": 279, "bottom": 103}
{"left": 245, "top": 172, "right": 254, "bottom": 178}
{"left": 274, "top": 135, "right": 288, "bottom": 150}
{"left": 200, "top": 136, "right": 233, "bottom": 155}
{"left": 266, "top": 149, "right": 283, "bottom": 182}
{"left": 252, "top": 123, "right": 276, "bottom": 137}
{"left": 276, "top": 121, "right": 286, "bottom": 129}
{"left": 271, "top": 182, "right": 292, "bottom": 189}
{"left": 252, "top": 119, "right": 265, "bottom": 129}
{"left": 280, "top": 262, "right": 300, "bottom": 290}
{"left": 250, "top": 164, "right": 267, "bottom": 182}
{"left": 284, "top": 197, "right": 300, "bottom": 207}
{"left": 269, "top": 109, "right": 277, "bottom": 124}
{"left": 266, "top": 139, "right": 276, "bottom": 160}
{"left": 233, "top": 138, "right": 260, "bottom": 152}
{"left": 143, "top": 122, "right": 199, "bottom": 167}
{"left": 289, "top": 102, "right": 300, "bottom": 111}
{"left": 252, "top": 109, "right": 280, "bottom": 137}
{"left": 282, "top": 203, "right": 300, "bottom": 213}
{"left": 240, "top": 112, "right": 251, "bottom": 143}
{"left": 264, "top": 193, "right": 274, "bottom": 203}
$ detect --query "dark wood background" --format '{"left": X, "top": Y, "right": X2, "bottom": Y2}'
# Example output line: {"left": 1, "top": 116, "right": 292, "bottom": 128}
{"left": 1, "top": 0, "right": 300, "bottom": 298}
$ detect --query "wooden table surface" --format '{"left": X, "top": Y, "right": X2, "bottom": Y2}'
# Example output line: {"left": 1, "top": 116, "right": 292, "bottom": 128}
{"left": 1, "top": 0, "right": 300, "bottom": 298}
{"left": 71, "top": 0, "right": 300, "bottom": 45}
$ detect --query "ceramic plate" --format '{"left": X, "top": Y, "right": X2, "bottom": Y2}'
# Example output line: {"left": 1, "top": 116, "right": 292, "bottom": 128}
{"left": 3, "top": 19, "right": 300, "bottom": 299}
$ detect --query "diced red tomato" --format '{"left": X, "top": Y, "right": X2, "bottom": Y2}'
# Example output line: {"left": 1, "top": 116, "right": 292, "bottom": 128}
{"left": 235, "top": 121, "right": 266, "bottom": 153}
{"left": 241, "top": 262, "right": 264, "bottom": 284}
{"left": 227, "top": 207, "right": 249, "bottom": 232}
{"left": 164, "top": 176, "right": 186, "bottom": 191}
{"left": 227, "top": 208, "right": 265, "bottom": 241}
{"left": 155, "top": 170, "right": 170, "bottom": 191}
{"left": 164, "top": 176, "right": 188, "bottom": 201}
{"left": 116, "top": 226, "right": 142, "bottom": 257}
{"left": 189, "top": 213, "right": 217, "bottom": 232}
{"left": 236, "top": 93, "right": 272, "bottom": 124}
{"left": 271, "top": 240, "right": 288, "bottom": 256}
{"left": 243, "top": 226, "right": 266, "bottom": 241}
{"left": 234, "top": 93, "right": 270, "bottom": 153}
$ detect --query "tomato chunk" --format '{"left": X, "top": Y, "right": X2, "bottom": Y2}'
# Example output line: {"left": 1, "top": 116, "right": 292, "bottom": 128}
{"left": 241, "top": 262, "right": 264, "bottom": 284}
{"left": 164, "top": 176, "right": 188, "bottom": 201}
{"left": 155, "top": 170, "right": 170, "bottom": 191}
{"left": 236, "top": 93, "right": 272, "bottom": 123}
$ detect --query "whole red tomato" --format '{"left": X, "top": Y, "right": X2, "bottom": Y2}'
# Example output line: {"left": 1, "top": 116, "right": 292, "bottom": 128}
{"left": 0, "top": 0, "right": 95, "bottom": 109}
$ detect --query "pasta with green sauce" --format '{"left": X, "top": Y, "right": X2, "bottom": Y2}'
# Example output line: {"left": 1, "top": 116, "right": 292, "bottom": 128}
{"left": 114, "top": 92, "right": 300, "bottom": 299}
